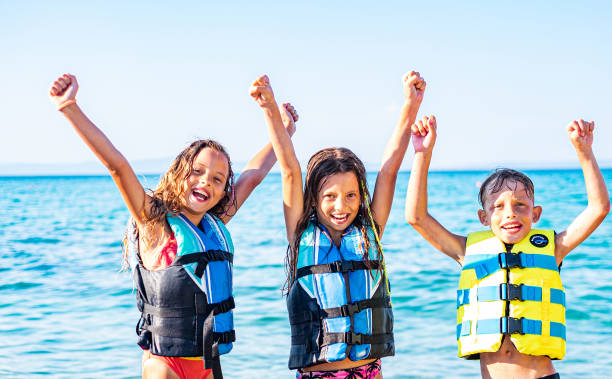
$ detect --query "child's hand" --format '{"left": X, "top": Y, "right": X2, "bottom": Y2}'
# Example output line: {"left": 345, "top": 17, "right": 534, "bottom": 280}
{"left": 49, "top": 74, "right": 78, "bottom": 110}
{"left": 281, "top": 103, "right": 299, "bottom": 136}
{"left": 403, "top": 71, "right": 426, "bottom": 107}
{"left": 411, "top": 115, "right": 437, "bottom": 154}
{"left": 249, "top": 75, "right": 276, "bottom": 108}
{"left": 567, "top": 119, "right": 594, "bottom": 151}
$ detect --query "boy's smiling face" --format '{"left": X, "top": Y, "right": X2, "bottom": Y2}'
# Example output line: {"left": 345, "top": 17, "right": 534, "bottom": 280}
{"left": 478, "top": 180, "right": 542, "bottom": 244}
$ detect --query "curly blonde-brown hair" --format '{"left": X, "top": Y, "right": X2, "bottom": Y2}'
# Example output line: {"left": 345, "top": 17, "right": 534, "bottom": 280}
{"left": 122, "top": 139, "right": 235, "bottom": 266}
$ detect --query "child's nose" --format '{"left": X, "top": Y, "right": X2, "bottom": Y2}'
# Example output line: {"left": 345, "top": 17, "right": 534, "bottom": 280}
{"left": 199, "top": 173, "right": 211, "bottom": 186}
{"left": 504, "top": 207, "right": 516, "bottom": 218}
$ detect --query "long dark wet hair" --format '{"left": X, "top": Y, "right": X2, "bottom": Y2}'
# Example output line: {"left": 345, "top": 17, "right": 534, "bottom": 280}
{"left": 283, "top": 147, "right": 383, "bottom": 294}
{"left": 122, "top": 139, "right": 235, "bottom": 268}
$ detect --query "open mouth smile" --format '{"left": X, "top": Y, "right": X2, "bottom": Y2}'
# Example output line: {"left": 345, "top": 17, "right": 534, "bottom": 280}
{"left": 501, "top": 222, "right": 522, "bottom": 233}
{"left": 330, "top": 214, "right": 349, "bottom": 224}
{"left": 191, "top": 188, "right": 210, "bottom": 202}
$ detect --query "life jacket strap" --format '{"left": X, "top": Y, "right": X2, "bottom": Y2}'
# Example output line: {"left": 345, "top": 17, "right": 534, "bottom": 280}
{"left": 173, "top": 250, "right": 233, "bottom": 278}
{"left": 296, "top": 260, "right": 382, "bottom": 279}
{"left": 457, "top": 317, "right": 566, "bottom": 340}
{"left": 321, "top": 331, "right": 394, "bottom": 347}
{"left": 321, "top": 297, "right": 391, "bottom": 318}
{"left": 457, "top": 284, "right": 566, "bottom": 308}
{"left": 289, "top": 297, "right": 391, "bottom": 324}
{"left": 462, "top": 252, "right": 559, "bottom": 280}
{"left": 141, "top": 295, "right": 235, "bottom": 318}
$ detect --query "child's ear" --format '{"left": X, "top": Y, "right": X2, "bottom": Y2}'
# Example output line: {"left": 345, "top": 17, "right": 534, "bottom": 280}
{"left": 532, "top": 205, "right": 542, "bottom": 223}
{"left": 478, "top": 209, "right": 489, "bottom": 226}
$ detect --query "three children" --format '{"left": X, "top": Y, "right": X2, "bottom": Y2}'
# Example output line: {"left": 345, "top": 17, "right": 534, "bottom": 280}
{"left": 51, "top": 72, "right": 609, "bottom": 379}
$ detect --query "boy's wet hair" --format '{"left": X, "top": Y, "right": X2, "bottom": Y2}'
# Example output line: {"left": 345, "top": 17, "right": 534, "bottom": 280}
{"left": 283, "top": 147, "right": 382, "bottom": 294}
{"left": 479, "top": 168, "right": 534, "bottom": 207}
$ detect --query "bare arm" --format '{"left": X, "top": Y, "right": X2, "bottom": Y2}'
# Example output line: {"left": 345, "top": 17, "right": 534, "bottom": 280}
{"left": 50, "top": 74, "right": 150, "bottom": 225}
{"left": 404, "top": 116, "right": 466, "bottom": 265}
{"left": 372, "top": 71, "right": 425, "bottom": 235}
{"left": 220, "top": 103, "right": 299, "bottom": 224}
{"left": 555, "top": 120, "right": 610, "bottom": 264}
{"left": 249, "top": 75, "right": 304, "bottom": 243}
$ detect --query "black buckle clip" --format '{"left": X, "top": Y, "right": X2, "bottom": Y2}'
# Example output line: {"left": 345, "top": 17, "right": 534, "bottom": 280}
{"left": 333, "top": 260, "right": 355, "bottom": 273}
{"left": 341, "top": 302, "right": 361, "bottom": 317}
{"left": 499, "top": 252, "right": 523, "bottom": 269}
{"left": 503, "top": 317, "right": 524, "bottom": 334}
{"left": 501, "top": 283, "right": 524, "bottom": 301}
{"left": 346, "top": 332, "right": 363, "bottom": 344}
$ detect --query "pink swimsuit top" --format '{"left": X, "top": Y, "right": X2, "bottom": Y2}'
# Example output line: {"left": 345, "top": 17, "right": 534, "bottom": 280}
{"left": 147, "top": 235, "right": 178, "bottom": 271}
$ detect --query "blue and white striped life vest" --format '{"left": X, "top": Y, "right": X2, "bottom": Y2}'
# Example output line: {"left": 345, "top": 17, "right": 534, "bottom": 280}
{"left": 287, "top": 222, "right": 394, "bottom": 369}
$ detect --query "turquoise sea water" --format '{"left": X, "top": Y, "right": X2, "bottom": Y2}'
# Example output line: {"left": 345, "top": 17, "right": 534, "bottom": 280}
{"left": 1, "top": 170, "right": 611, "bottom": 378}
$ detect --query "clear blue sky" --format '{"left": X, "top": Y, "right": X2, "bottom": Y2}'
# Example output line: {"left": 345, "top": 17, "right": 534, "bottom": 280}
{"left": 2, "top": 1, "right": 611, "bottom": 173}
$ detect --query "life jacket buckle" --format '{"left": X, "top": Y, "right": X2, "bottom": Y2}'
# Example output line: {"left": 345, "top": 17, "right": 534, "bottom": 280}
{"left": 334, "top": 260, "right": 355, "bottom": 273}
{"left": 502, "top": 317, "right": 525, "bottom": 335}
{"left": 346, "top": 332, "right": 363, "bottom": 345}
{"left": 499, "top": 252, "right": 524, "bottom": 269}
{"left": 500, "top": 283, "right": 524, "bottom": 301}
{"left": 341, "top": 302, "right": 361, "bottom": 317}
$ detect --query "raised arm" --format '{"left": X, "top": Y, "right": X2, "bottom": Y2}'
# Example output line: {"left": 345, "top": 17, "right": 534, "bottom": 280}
{"left": 555, "top": 119, "right": 610, "bottom": 264}
{"left": 220, "top": 103, "right": 299, "bottom": 224}
{"left": 405, "top": 116, "right": 467, "bottom": 265}
{"left": 371, "top": 71, "right": 424, "bottom": 234}
{"left": 49, "top": 74, "right": 149, "bottom": 225}
{"left": 249, "top": 75, "right": 304, "bottom": 243}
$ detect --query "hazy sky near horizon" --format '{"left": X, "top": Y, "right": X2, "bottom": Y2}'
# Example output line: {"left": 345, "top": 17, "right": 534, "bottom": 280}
{"left": 2, "top": 1, "right": 611, "bottom": 172}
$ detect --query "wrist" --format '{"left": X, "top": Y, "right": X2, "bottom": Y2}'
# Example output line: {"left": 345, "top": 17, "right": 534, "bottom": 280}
{"left": 401, "top": 101, "right": 419, "bottom": 118}
{"left": 261, "top": 101, "right": 280, "bottom": 113}
{"left": 57, "top": 99, "right": 77, "bottom": 112}
{"left": 574, "top": 145, "right": 594, "bottom": 158}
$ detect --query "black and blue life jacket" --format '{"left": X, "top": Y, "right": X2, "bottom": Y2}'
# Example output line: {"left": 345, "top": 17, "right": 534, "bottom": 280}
{"left": 129, "top": 213, "right": 235, "bottom": 378}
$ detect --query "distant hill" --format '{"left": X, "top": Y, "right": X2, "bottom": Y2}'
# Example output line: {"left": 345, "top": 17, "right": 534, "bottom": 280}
{"left": 1, "top": 158, "right": 610, "bottom": 176}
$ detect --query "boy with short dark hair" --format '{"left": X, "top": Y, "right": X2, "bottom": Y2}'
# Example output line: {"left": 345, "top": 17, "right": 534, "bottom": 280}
{"left": 405, "top": 116, "right": 609, "bottom": 378}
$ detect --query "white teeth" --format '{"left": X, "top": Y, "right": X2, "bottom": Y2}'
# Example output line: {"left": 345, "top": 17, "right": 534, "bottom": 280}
{"left": 193, "top": 190, "right": 209, "bottom": 201}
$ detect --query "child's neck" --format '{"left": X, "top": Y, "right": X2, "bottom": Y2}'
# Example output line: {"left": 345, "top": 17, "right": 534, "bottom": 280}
{"left": 182, "top": 210, "right": 205, "bottom": 227}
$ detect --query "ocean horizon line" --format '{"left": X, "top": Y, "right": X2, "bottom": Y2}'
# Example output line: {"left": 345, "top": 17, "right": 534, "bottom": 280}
{"left": 2, "top": 158, "right": 611, "bottom": 177}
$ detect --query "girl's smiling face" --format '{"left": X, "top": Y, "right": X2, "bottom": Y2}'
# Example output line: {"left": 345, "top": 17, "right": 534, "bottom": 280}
{"left": 316, "top": 171, "right": 361, "bottom": 243}
{"left": 182, "top": 147, "right": 229, "bottom": 222}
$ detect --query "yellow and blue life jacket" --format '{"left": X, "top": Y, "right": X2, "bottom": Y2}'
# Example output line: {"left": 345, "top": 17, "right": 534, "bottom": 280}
{"left": 131, "top": 213, "right": 235, "bottom": 378}
{"left": 457, "top": 229, "right": 565, "bottom": 360}
{"left": 287, "top": 222, "right": 394, "bottom": 369}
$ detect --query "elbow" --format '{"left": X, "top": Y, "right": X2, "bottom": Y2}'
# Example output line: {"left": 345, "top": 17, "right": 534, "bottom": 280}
{"left": 280, "top": 163, "right": 301, "bottom": 181}
{"left": 107, "top": 155, "right": 130, "bottom": 178}
{"left": 378, "top": 163, "right": 400, "bottom": 180}
{"left": 601, "top": 199, "right": 611, "bottom": 218}
{"left": 405, "top": 211, "right": 422, "bottom": 227}
{"left": 281, "top": 169, "right": 299, "bottom": 184}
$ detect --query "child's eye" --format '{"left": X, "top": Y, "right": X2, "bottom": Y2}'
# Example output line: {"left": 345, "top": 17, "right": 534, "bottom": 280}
{"left": 494, "top": 204, "right": 503, "bottom": 209}
{"left": 192, "top": 169, "right": 201, "bottom": 175}
{"left": 347, "top": 193, "right": 357, "bottom": 199}
{"left": 214, "top": 177, "right": 223, "bottom": 184}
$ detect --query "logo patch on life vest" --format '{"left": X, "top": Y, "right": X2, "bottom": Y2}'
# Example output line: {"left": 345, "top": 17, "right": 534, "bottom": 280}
{"left": 530, "top": 234, "right": 549, "bottom": 248}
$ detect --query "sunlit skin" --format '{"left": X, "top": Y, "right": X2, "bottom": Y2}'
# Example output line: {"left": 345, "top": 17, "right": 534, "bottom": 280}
{"left": 406, "top": 114, "right": 610, "bottom": 378}
{"left": 315, "top": 172, "right": 361, "bottom": 246}
{"left": 181, "top": 148, "right": 229, "bottom": 225}
{"left": 477, "top": 181, "right": 542, "bottom": 245}
{"left": 50, "top": 72, "right": 301, "bottom": 379}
